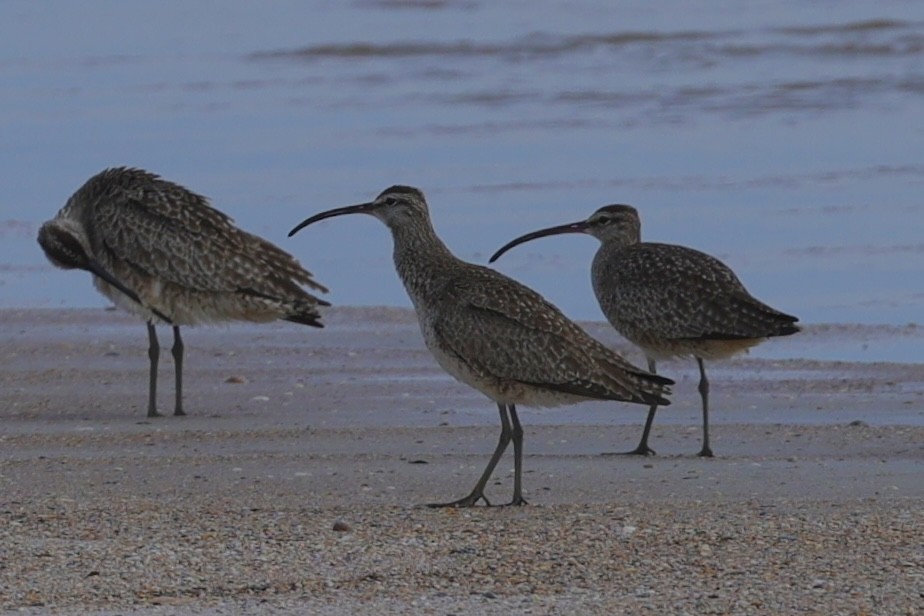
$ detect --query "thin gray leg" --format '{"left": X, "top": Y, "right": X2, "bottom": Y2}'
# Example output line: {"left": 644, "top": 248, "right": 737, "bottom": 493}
{"left": 629, "top": 358, "right": 659, "bottom": 455}
{"left": 508, "top": 404, "right": 528, "bottom": 506}
{"left": 172, "top": 326, "right": 185, "bottom": 416}
{"left": 697, "top": 357, "right": 713, "bottom": 457}
{"left": 146, "top": 322, "right": 161, "bottom": 418}
{"left": 429, "top": 403, "right": 512, "bottom": 508}
{"left": 604, "top": 358, "right": 658, "bottom": 456}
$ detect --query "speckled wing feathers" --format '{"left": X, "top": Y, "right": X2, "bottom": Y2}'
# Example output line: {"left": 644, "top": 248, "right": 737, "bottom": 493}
{"left": 594, "top": 242, "right": 798, "bottom": 341}
{"left": 80, "top": 168, "right": 328, "bottom": 307}
{"left": 431, "top": 267, "right": 671, "bottom": 406}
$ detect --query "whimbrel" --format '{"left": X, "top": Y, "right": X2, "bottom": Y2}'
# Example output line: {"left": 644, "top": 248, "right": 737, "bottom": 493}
{"left": 38, "top": 167, "right": 329, "bottom": 418}
{"left": 289, "top": 186, "right": 672, "bottom": 507}
{"left": 490, "top": 204, "right": 799, "bottom": 457}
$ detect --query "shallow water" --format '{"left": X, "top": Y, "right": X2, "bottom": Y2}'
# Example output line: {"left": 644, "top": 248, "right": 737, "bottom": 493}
{"left": 2, "top": 1, "right": 923, "bottom": 336}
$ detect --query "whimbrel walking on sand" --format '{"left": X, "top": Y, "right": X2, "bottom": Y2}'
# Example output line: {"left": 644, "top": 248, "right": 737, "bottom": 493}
{"left": 289, "top": 186, "right": 672, "bottom": 507}
{"left": 38, "top": 167, "right": 329, "bottom": 418}
{"left": 490, "top": 204, "right": 799, "bottom": 457}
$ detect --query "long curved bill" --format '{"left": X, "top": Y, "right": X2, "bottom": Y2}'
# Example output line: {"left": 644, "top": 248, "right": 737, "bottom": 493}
{"left": 488, "top": 220, "right": 589, "bottom": 263}
{"left": 288, "top": 202, "right": 376, "bottom": 237}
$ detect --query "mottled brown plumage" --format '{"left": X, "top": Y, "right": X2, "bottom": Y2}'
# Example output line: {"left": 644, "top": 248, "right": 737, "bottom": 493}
{"left": 490, "top": 204, "right": 799, "bottom": 457}
{"left": 38, "top": 167, "right": 329, "bottom": 417}
{"left": 289, "top": 186, "right": 672, "bottom": 507}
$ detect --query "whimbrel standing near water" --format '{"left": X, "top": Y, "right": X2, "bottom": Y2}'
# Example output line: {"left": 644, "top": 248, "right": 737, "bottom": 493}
{"left": 490, "top": 204, "right": 799, "bottom": 457}
{"left": 38, "top": 167, "right": 329, "bottom": 418}
{"left": 289, "top": 186, "right": 672, "bottom": 507}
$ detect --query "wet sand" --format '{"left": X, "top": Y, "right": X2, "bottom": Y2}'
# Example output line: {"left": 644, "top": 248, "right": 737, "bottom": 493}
{"left": 1, "top": 308, "right": 923, "bottom": 614}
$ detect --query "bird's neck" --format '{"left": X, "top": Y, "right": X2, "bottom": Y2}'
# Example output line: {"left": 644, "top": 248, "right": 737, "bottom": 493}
{"left": 600, "top": 232, "right": 639, "bottom": 255}
{"left": 592, "top": 236, "right": 637, "bottom": 280}
{"left": 390, "top": 219, "right": 458, "bottom": 301}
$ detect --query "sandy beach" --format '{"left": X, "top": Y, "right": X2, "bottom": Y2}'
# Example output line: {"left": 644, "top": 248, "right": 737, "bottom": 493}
{"left": 1, "top": 308, "right": 922, "bottom": 614}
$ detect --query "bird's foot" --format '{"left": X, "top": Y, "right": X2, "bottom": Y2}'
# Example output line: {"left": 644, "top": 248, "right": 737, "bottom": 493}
{"left": 174, "top": 408, "right": 186, "bottom": 417}
{"left": 427, "top": 491, "right": 491, "bottom": 508}
{"left": 601, "top": 444, "right": 656, "bottom": 457}
{"left": 508, "top": 495, "right": 529, "bottom": 507}
{"left": 698, "top": 446, "right": 714, "bottom": 458}
{"left": 147, "top": 409, "right": 163, "bottom": 418}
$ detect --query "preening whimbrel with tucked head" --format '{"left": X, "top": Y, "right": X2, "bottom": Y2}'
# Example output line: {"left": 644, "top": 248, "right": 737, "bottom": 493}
{"left": 490, "top": 204, "right": 799, "bottom": 457}
{"left": 38, "top": 167, "right": 329, "bottom": 418}
{"left": 289, "top": 186, "right": 672, "bottom": 507}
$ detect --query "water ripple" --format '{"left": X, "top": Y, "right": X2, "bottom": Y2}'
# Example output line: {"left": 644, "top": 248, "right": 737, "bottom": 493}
{"left": 248, "top": 30, "right": 728, "bottom": 62}
{"left": 467, "top": 165, "right": 924, "bottom": 194}
{"left": 250, "top": 21, "right": 924, "bottom": 64}
{"left": 786, "top": 244, "right": 924, "bottom": 258}
{"left": 772, "top": 18, "right": 917, "bottom": 36}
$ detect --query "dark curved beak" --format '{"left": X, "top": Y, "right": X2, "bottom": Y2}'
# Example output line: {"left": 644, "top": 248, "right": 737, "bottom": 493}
{"left": 489, "top": 220, "right": 590, "bottom": 263}
{"left": 288, "top": 202, "right": 376, "bottom": 237}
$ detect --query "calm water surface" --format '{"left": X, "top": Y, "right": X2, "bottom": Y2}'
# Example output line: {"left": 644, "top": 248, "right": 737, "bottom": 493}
{"left": 2, "top": 1, "right": 923, "bottom": 355}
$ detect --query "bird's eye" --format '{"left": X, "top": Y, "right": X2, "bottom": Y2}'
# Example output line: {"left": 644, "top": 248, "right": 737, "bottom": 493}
{"left": 595, "top": 216, "right": 611, "bottom": 225}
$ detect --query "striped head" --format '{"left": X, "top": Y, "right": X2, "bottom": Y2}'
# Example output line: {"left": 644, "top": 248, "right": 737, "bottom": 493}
{"left": 579, "top": 205, "right": 641, "bottom": 245}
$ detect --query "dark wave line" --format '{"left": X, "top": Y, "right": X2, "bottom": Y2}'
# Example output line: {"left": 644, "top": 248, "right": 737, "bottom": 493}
{"left": 771, "top": 18, "right": 917, "bottom": 36}
{"left": 248, "top": 30, "right": 729, "bottom": 61}
{"left": 248, "top": 20, "right": 924, "bottom": 63}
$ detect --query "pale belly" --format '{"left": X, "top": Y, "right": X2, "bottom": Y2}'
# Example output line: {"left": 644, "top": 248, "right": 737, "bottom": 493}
{"left": 625, "top": 331, "right": 764, "bottom": 362}
{"left": 93, "top": 274, "right": 283, "bottom": 327}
